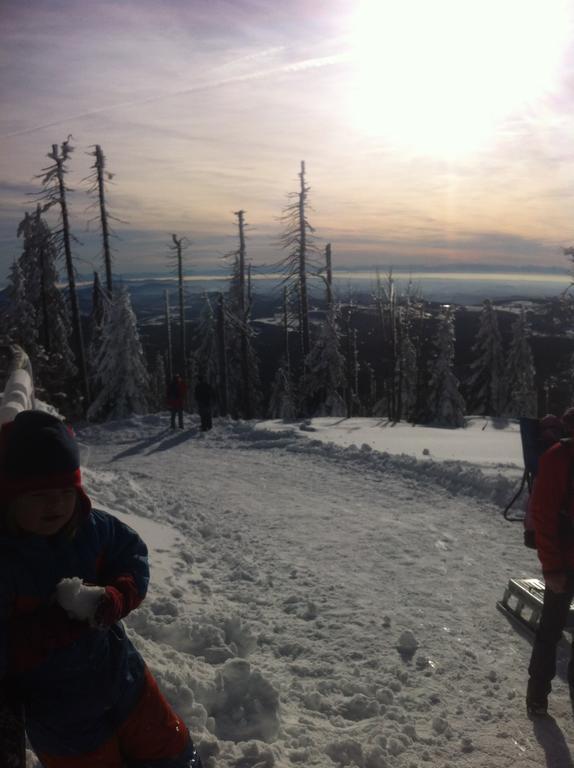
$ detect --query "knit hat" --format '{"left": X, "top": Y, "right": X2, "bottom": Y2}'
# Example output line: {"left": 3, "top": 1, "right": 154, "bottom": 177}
{"left": 0, "top": 410, "right": 91, "bottom": 513}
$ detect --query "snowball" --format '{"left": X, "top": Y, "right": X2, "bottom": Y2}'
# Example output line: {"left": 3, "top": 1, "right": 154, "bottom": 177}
{"left": 56, "top": 577, "right": 105, "bottom": 622}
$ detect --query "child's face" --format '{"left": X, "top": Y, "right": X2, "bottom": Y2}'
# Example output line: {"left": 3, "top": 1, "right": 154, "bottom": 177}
{"left": 11, "top": 488, "right": 77, "bottom": 536}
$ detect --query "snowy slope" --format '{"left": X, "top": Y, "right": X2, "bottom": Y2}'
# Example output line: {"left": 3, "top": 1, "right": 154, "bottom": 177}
{"left": 29, "top": 415, "right": 574, "bottom": 768}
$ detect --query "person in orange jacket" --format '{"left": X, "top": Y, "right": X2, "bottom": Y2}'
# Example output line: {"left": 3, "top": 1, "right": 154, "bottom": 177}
{"left": 527, "top": 406, "right": 574, "bottom": 715}
{"left": 167, "top": 374, "right": 186, "bottom": 430}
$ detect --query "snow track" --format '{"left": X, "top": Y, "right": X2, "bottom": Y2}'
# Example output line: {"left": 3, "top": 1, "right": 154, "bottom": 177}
{"left": 31, "top": 414, "right": 574, "bottom": 768}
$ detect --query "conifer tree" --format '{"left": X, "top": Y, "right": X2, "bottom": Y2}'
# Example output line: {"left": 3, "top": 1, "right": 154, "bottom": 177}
{"left": 85, "top": 144, "right": 119, "bottom": 296}
{"left": 304, "top": 244, "right": 346, "bottom": 416}
{"left": 6, "top": 208, "right": 77, "bottom": 412}
{"left": 35, "top": 137, "right": 90, "bottom": 406}
{"left": 225, "top": 210, "right": 261, "bottom": 419}
{"left": 468, "top": 299, "right": 504, "bottom": 415}
{"left": 150, "top": 351, "right": 167, "bottom": 412}
{"left": 3, "top": 259, "right": 38, "bottom": 355}
{"left": 504, "top": 307, "right": 537, "bottom": 418}
{"left": 277, "top": 161, "right": 319, "bottom": 369}
{"left": 428, "top": 307, "right": 466, "bottom": 427}
{"left": 87, "top": 287, "right": 149, "bottom": 420}
{"left": 87, "top": 271, "right": 110, "bottom": 399}
{"left": 195, "top": 295, "right": 221, "bottom": 410}
{"left": 396, "top": 305, "right": 418, "bottom": 421}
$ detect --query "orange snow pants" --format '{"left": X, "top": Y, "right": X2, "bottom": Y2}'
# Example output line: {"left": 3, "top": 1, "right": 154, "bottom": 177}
{"left": 37, "top": 667, "right": 193, "bottom": 768}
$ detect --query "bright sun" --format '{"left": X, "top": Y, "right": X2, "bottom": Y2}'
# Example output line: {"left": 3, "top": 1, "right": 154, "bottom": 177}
{"left": 349, "top": 0, "right": 572, "bottom": 157}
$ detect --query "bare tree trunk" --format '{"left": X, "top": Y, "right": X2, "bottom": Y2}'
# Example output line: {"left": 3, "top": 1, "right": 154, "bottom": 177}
{"left": 235, "top": 210, "right": 252, "bottom": 419}
{"left": 171, "top": 234, "right": 186, "bottom": 375}
{"left": 36, "top": 207, "right": 51, "bottom": 351}
{"left": 216, "top": 293, "right": 229, "bottom": 416}
{"left": 164, "top": 290, "right": 173, "bottom": 380}
{"left": 53, "top": 143, "right": 89, "bottom": 407}
{"left": 298, "top": 161, "right": 310, "bottom": 358}
{"left": 325, "top": 243, "right": 333, "bottom": 310}
{"left": 94, "top": 145, "right": 113, "bottom": 296}
{"left": 283, "top": 287, "right": 291, "bottom": 381}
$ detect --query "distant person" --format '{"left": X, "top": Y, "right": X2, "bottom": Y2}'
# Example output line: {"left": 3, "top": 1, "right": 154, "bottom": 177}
{"left": 167, "top": 373, "right": 186, "bottom": 429}
{"left": 0, "top": 410, "right": 202, "bottom": 767}
{"left": 527, "top": 406, "right": 574, "bottom": 715}
{"left": 194, "top": 375, "right": 214, "bottom": 432}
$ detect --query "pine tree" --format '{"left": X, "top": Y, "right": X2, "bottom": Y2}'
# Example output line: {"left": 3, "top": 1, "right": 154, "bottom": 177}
{"left": 268, "top": 364, "right": 298, "bottom": 420}
{"left": 3, "top": 259, "right": 38, "bottom": 355}
{"left": 195, "top": 295, "right": 221, "bottom": 411}
{"left": 149, "top": 351, "right": 167, "bottom": 412}
{"left": 277, "top": 161, "right": 319, "bottom": 370}
{"left": 225, "top": 211, "right": 261, "bottom": 419}
{"left": 467, "top": 299, "right": 504, "bottom": 416}
{"left": 428, "top": 307, "right": 466, "bottom": 427}
{"left": 504, "top": 307, "right": 537, "bottom": 418}
{"left": 304, "top": 245, "right": 346, "bottom": 416}
{"left": 304, "top": 310, "right": 347, "bottom": 416}
{"left": 85, "top": 144, "right": 119, "bottom": 296}
{"left": 87, "top": 271, "right": 110, "bottom": 400}
{"left": 35, "top": 138, "right": 90, "bottom": 406}
{"left": 87, "top": 287, "right": 149, "bottom": 420}
{"left": 396, "top": 306, "right": 418, "bottom": 421}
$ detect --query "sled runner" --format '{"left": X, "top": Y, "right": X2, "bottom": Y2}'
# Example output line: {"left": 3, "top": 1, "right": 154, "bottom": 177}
{"left": 497, "top": 577, "right": 574, "bottom": 633}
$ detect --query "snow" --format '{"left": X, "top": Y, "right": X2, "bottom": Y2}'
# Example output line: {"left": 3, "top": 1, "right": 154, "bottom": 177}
{"left": 56, "top": 578, "right": 104, "bottom": 623}
{"left": 25, "top": 413, "right": 574, "bottom": 767}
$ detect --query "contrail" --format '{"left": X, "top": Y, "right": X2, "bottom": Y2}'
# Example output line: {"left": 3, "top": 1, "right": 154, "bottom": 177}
{"left": 0, "top": 52, "right": 349, "bottom": 141}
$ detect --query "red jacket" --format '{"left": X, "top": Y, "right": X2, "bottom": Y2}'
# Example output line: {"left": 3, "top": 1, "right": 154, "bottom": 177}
{"left": 531, "top": 440, "right": 574, "bottom": 574}
{"left": 166, "top": 378, "right": 186, "bottom": 410}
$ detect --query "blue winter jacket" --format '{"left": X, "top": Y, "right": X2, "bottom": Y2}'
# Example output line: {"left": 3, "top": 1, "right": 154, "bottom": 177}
{"left": 0, "top": 507, "right": 150, "bottom": 756}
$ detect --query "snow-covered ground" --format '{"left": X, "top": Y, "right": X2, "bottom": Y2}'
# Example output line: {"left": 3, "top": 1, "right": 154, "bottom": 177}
{"left": 28, "top": 414, "right": 574, "bottom": 768}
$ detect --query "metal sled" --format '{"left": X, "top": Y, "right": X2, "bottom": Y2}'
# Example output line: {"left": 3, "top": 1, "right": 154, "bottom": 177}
{"left": 497, "top": 577, "right": 574, "bottom": 633}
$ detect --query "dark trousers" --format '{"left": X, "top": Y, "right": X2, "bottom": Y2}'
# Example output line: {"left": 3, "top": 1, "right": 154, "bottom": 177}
{"left": 170, "top": 408, "right": 183, "bottom": 429}
{"left": 528, "top": 576, "right": 574, "bottom": 697}
{"left": 198, "top": 406, "right": 212, "bottom": 432}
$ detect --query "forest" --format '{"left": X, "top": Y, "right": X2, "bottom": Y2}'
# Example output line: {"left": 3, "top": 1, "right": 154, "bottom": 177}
{"left": 2, "top": 138, "right": 574, "bottom": 425}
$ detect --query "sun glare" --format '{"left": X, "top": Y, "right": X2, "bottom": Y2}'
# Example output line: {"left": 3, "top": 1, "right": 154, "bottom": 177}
{"left": 349, "top": 0, "right": 572, "bottom": 157}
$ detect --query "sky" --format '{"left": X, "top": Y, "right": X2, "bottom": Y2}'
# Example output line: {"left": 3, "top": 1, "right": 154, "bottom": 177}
{"left": 2, "top": 0, "right": 574, "bottom": 286}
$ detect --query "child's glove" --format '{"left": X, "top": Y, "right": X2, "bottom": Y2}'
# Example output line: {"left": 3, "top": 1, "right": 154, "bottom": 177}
{"left": 56, "top": 577, "right": 105, "bottom": 624}
{"left": 92, "top": 575, "right": 143, "bottom": 627}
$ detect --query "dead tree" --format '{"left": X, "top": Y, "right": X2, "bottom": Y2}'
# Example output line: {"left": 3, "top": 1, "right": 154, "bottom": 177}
{"left": 86, "top": 145, "right": 118, "bottom": 296}
{"left": 164, "top": 289, "right": 173, "bottom": 380}
{"left": 277, "top": 160, "right": 319, "bottom": 369}
{"left": 35, "top": 137, "right": 89, "bottom": 408}
{"left": 169, "top": 234, "right": 189, "bottom": 376}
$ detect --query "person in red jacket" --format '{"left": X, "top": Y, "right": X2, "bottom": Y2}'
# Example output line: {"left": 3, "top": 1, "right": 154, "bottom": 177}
{"left": 527, "top": 406, "right": 574, "bottom": 715}
{"left": 167, "top": 374, "right": 186, "bottom": 430}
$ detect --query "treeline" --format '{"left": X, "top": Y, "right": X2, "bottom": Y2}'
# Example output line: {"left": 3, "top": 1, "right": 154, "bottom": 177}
{"left": 1, "top": 139, "right": 569, "bottom": 425}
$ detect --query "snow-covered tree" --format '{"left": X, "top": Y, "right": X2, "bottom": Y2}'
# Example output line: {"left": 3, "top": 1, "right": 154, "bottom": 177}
{"left": 35, "top": 138, "right": 90, "bottom": 405}
{"left": 277, "top": 161, "right": 319, "bottom": 367}
{"left": 467, "top": 299, "right": 504, "bottom": 416}
{"left": 3, "top": 259, "right": 38, "bottom": 355}
{"left": 225, "top": 211, "right": 262, "bottom": 419}
{"left": 396, "top": 306, "right": 418, "bottom": 421}
{"left": 87, "top": 287, "right": 149, "bottom": 421}
{"left": 268, "top": 363, "right": 297, "bottom": 420}
{"left": 304, "top": 307, "right": 346, "bottom": 416}
{"left": 504, "top": 306, "right": 537, "bottom": 418}
{"left": 87, "top": 272, "right": 110, "bottom": 401}
{"left": 149, "top": 351, "right": 167, "bottom": 412}
{"left": 427, "top": 308, "right": 466, "bottom": 427}
{"left": 194, "top": 295, "right": 221, "bottom": 411}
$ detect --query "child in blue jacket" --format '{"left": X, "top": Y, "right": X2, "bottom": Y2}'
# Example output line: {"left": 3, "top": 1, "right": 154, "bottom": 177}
{"left": 0, "top": 410, "right": 202, "bottom": 768}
